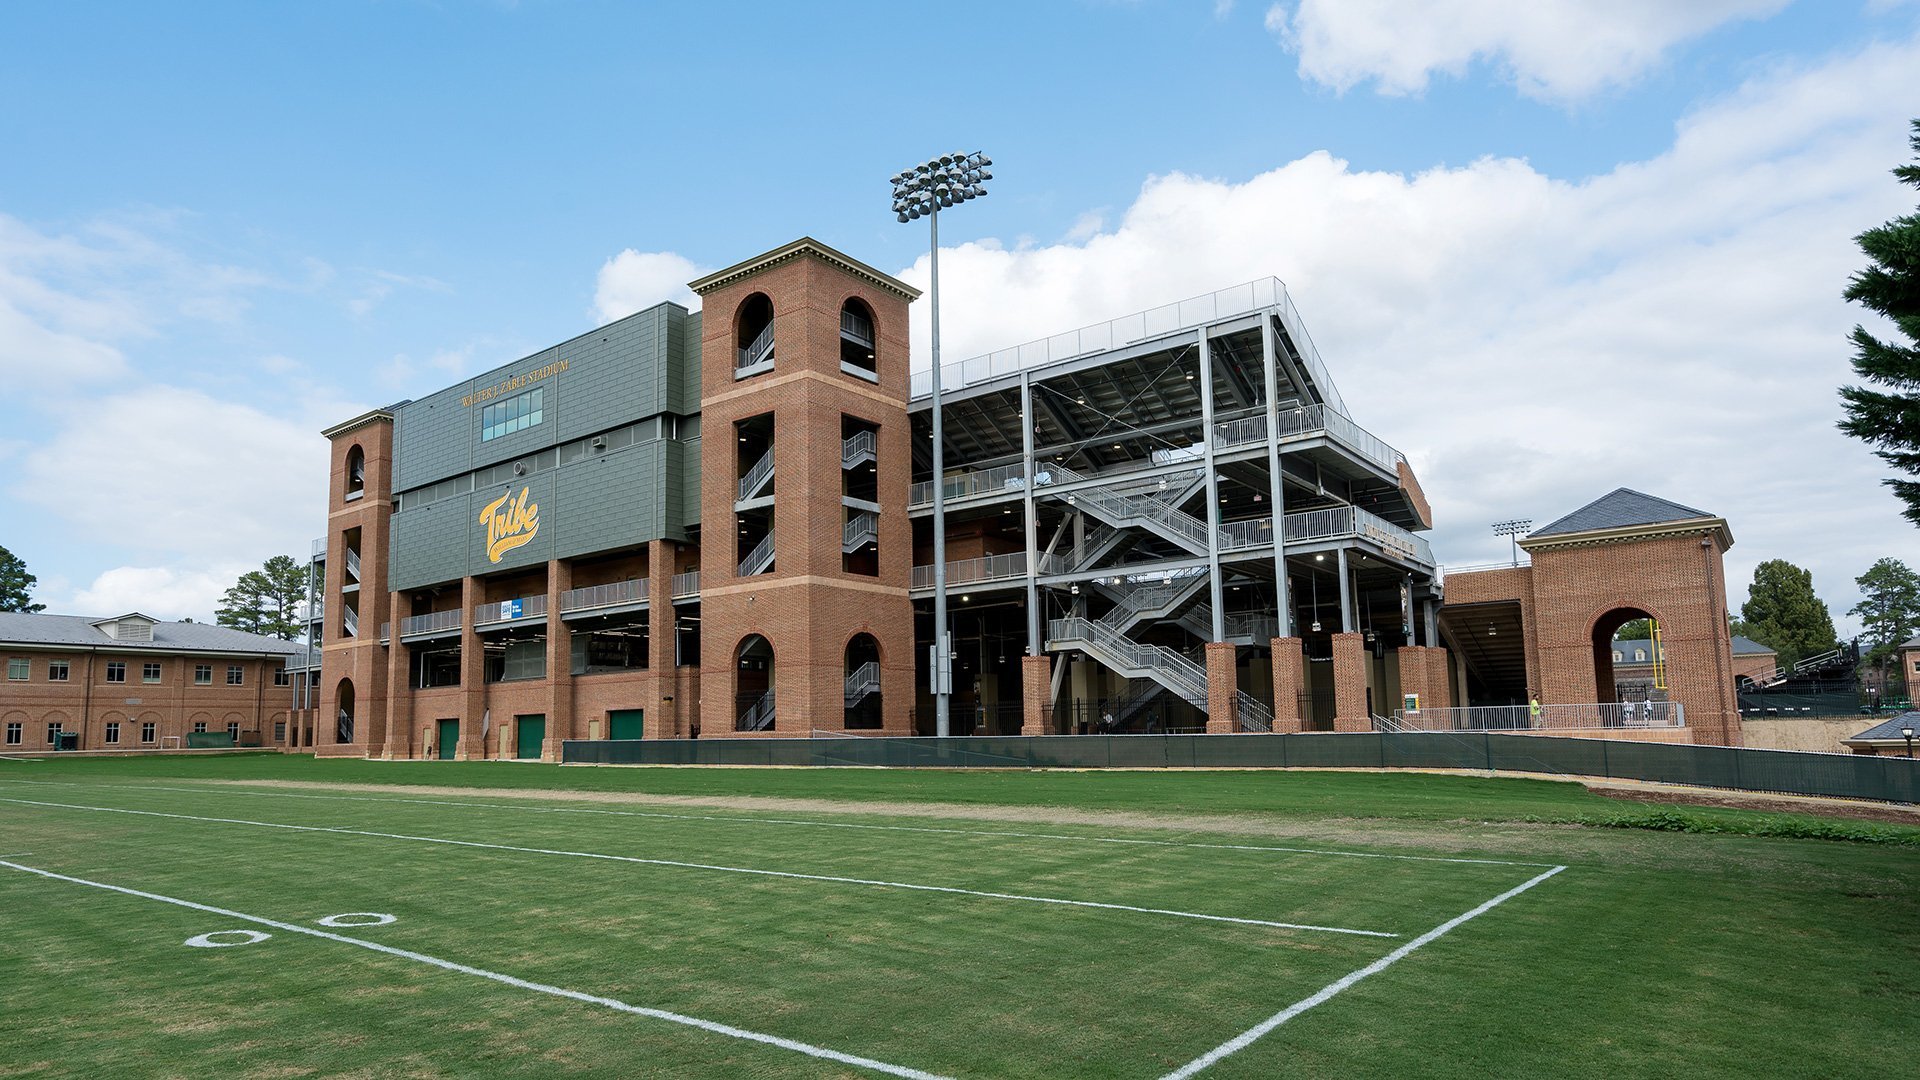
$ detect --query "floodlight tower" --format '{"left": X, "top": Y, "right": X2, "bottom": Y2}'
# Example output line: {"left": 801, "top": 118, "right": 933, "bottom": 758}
{"left": 891, "top": 151, "right": 991, "bottom": 737}
{"left": 1492, "top": 519, "right": 1532, "bottom": 567}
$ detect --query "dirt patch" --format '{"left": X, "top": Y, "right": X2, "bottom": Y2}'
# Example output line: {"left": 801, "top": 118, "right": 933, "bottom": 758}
{"left": 1584, "top": 784, "right": 1920, "bottom": 826}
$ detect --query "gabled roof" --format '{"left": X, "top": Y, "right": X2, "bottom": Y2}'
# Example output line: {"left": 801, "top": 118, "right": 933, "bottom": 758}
{"left": 687, "top": 237, "right": 922, "bottom": 302}
{"left": 1531, "top": 488, "right": 1716, "bottom": 538}
{"left": 1846, "top": 711, "right": 1920, "bottom": 743}
{"left": 0, "top": 612, "right": 300, "bottom": 656}
{"left": 1609, "top": 636, "right": 1775, "bottom": 661}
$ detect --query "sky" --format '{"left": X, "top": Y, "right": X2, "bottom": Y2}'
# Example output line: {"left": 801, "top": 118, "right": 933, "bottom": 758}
{"left": 2, "top": 0, "right": 1917, "bottom": 635}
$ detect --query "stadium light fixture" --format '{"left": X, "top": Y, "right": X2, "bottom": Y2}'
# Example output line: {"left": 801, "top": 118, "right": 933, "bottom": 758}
{"left": 1491, "top": 518, "right": 1532, "bottom": 567}
{"left": 893, "top": 150, "right": 991, "bottom": 738}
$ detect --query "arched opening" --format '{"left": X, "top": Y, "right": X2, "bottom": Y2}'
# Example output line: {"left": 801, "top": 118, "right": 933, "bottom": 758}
{"left": 734, "top": 635, "right": 775, "bottom": 732}
{"left": 335, "top": 678, "right": 356, "bottom": 745}
{"left": 845, "top": 634, "right": 882, "bottom": 729}
{"left": 1591, "top": 606, "right": 1659, "bottom": 707}
{"left": 345, "top": 445, "right": 365, "bottom": 500}
{"left": 839, "top": 297, "right": 877, "bottom": 379}
{"left": 734, "top": 293, "right": 775, "bottom": 377}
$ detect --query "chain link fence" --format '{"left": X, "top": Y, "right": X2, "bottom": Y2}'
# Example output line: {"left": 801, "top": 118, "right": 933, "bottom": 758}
{"left": 562, "top": 732, "right": 1918, "bottom": 803}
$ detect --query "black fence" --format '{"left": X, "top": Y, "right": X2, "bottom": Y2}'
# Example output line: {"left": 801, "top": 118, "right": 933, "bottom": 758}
{"left": 561, "top": 732, "right": 1919, "bottom": 804}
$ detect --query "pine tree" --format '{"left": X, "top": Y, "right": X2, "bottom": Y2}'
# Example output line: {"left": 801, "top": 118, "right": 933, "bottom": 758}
{"left": 1850, "top": 558, "right": 1920, "bottom": 692}
{"left": 215, "top": 555, "right": 308, "bottom": 640}
{"left": 1740, "top": 559, "right": 1838, "bottom": 671}
{"left": 0, "top": 545, "right": 45, "bottom": 613}
{"left": 1839, "top": 119, "right": 1920, "bottom": 526}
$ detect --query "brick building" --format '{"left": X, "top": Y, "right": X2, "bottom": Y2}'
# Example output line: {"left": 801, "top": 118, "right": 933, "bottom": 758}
{"left": 296, "top": 237, "right": 1754, "bottom": 759}
{"left": 0, "top": 611, "right": 298, "bottom": 751}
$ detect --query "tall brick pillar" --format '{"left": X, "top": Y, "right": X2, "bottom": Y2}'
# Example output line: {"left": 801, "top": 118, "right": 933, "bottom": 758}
{"left": 457, "top": 575, "right": 486, "bottom": 760}
{"left": 1204, "top": 642, "right": 1239, "bottom": 734}
{"left": 1426, "top": 647, "right": 1453, "bottom": 711}
{"left": 1396, "top": 645, "right": 1429, "bottom": 721}
{"left": 1269, "top": 637, "right": 1304, "bottom": 733}
{"left": 1330, "top": 632, "right": 1370, "bottom": 732}
{"left": 383, "top": 591, "right": 412, "bottom": 758}
{"left": 543, "top": 559, "right": 573, "bottom": 761}
{"left": 646, "top": 541, "right": 677, "bottom": 738}
{"left": 1021, "top": 654, "right": 1052, "bottom": 736}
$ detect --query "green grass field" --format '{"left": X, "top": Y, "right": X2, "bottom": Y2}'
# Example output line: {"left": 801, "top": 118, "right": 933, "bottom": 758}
{"left": 1, "top": 755, "right": 1915, "bottom": 1078}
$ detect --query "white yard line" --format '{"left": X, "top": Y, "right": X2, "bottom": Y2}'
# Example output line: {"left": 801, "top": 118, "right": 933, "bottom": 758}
{"left": 1157, "top": 865, "right": 1568, "bottom": 1079}
{"left": 0, "top": 778, "right": 1555, "bottom": 868}
{"left": 0, "top": 858, "right": 949, "bottom": 1080}
{"left": 0, "top": 795, "right": 1396, "bottom": 938}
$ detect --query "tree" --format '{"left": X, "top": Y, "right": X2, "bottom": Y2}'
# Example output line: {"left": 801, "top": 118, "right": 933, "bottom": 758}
{"left": 216, "top": 555, "right": 308, "bottom": 640}
{"left": 0, "top": 545, "right": 45, "bottom": 613}
{"left": 1740, "top": 559, "right": 1838, "bottom": 671}
{"left": 1850, "top": 558, "right": 1920, "bottom": 691}
{"left": 1613, "top": 618, "right": 1654, "bottom": 642}
{"left": 1839, "top": 119, "right": 1920, "bottom": 527}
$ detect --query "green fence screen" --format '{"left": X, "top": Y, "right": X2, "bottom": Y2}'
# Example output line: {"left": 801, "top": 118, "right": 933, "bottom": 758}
{"left": 560, "top": 733, "right": 1919, "bottom": 804}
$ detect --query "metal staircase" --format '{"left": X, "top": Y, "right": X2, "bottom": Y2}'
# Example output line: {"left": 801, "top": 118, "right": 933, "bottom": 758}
{"left": 1093, "top": 571, "right": 1211, "bottom": 635}
{"left": 842, "top": 430, "right": 876, "bottom": 469}
{"left": 1041, "top": 464, "right": 1217, "bottom": 555}
{"left": 736, "top": 691, "right": 776, "bottom": 732}
{"left": 738, "top": 531, "right": 775, "bottom": 577}
{"left": 737, "top": 320, "right": 774, "bottom": 373}
{"left": 1047, "top": 616, "right": 1208, "bottom": 708}
{"left": 737, "top": 449, "right": 775, "bottom": 502}
{"left": 844, "top": 662, "right": 880, "bottom": 708}
{"left": 843, "top": 512, "right": 878, "bottom": 554}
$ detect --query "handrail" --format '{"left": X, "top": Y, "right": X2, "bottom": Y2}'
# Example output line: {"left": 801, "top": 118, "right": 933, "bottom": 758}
{"left": 842, "top": 429, "right": 876, "bottom": 467}
{"left": 559, "top": 579, "right": 644, "bottom": 613}
{"left": 843, "top": 511, "right": 878, "bottom": 552}
{"left": 910, "top": 551, "right": 1065, "bottom": 591}
{"left": 737, "top": 690, "right": 776, "bottom": 732}
{"left": 1235, "top": 691, "right": 1273, "bottom": 733}
{"left": 311, "top": 537, "right": 328, "bottom": 559}
{"left": 844, "top": 661, "right": 881, "bottom": 706}
{"left": 1047, "top": 616, "right": 1207, "bottom": 703}
{"left": 737, "top": 320, "right": 774, "bottom": 372}
{"left": 1045, "top": 463, "right": 1213, "bottom": 552}
{"left": 908, "top": 461, "right": 1033, "bottom": 508}
{"left": 400, "top": 609, "right": 462, "bottom": 637}
{"left": 670, "top": 570, "right": 700, "bottom": 598}
{"left": 738, "top": 531, "right": 776, "bottom": 577}
{"left": 345, "top": 547, "right": 362, "bottom": 584}
{"left": 341, "top": 605, "right": 358, "bottom": 638}
{"left": 737, "top": 448, "right": 775, "bottom": 501}
{"left": 840, "top": 307, "right": 874, "bottom": 347}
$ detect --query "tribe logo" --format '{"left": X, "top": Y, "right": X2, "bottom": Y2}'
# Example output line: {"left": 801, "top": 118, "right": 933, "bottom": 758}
{"left": 479, "top": 487, "right": 540, "bottom": 563}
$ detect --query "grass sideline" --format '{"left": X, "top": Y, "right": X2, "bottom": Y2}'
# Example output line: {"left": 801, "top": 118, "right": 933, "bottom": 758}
{"left": 9, "top": 752, "right": 1919, "bottom": 846}
{"left": 1, "top": 757, "right": 1916, "bottom": 1077}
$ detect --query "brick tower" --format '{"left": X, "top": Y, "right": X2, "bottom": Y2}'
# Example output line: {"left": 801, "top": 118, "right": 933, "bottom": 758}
{"left": 314, "top": 408, "right": 397, "bottom": 756}
{"left": 689, "top": 239, "right": 920, "bottom": 737}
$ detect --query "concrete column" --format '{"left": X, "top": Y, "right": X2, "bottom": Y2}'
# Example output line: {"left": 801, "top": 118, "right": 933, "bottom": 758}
{"left": 1204, "top": 641, "right": 1239, "bottom": 734}
{"left": 1330, "top": 632, "right": 1370, "bottom": 732}
{"left": 457, "top": 576, "right": 486, "bottom": 760}
{"left": 1269, "top": 636, "right": 1305, "bottom": 733}
{"left": 1021, "top": 654, "right": 1052, "bottom": 736}
{"left": 383, "top": 591, "right": 411, "bottom": 758}
{"left": 646, "top": 541, "right": 676, "bottom": 738}
{"left": 543, "top": 559, "right": 573, "bottom": 761}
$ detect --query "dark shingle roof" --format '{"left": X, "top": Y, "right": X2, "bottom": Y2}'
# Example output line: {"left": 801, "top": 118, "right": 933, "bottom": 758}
{"left": 0, "top": 612, "right": 299, "bottom": 656}
{"left": 1848, "top": 712, "right": 1920, "bottom": 743}
{"left": 1531, "top": 488, "right": 1716, "bottom": 538}
{"left": 1609, "top": 636, "right": 1774, "bottom": 660}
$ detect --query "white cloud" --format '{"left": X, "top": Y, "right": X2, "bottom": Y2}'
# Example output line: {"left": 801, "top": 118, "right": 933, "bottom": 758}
{"left": 898, "top": 36, "right": 1920, "bottom": 631}
{"left": 66, "top": 565, "right": 249, "bottom": 622}
{"left": 347, "top": 268, "right": 452, "bottom": 319}
{"left": 593, "top": 249, "right": 707, "bottom": 322}
{"left": 1266, "top": 0, "right": 1790, "bottom": 101}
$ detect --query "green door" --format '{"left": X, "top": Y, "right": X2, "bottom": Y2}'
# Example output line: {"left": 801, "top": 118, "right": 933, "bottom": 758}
{"left": 608, "top": 709, "right": 644, "bottom": 741}
{"left": 436, "top": 719, "right": 458, "bottom": 760}
{"left": 517, "top": 715, "right": 545, "bottom": 760}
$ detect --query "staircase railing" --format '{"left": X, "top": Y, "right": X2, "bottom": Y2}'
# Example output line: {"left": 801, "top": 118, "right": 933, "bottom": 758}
{"left": 844, "top": 661, "right": 881, "bottom": 707}
{"left": 738, "top": 531, "right": 775, "bottom": 577}
{"left": 843, "top": 512, "right": 878, "bottom": 553}
{"left": 1045, "top": 463, "right": 1214, "bottom": 554}
{"left": 736, "top": 449, "right": 775, "bottom": 502}
{"left": 670, "top": 570, "right": 700, "bottom": 598}
{"left": 736, "top": 321, "right": 775, "bottom": 373}
{"left": 840, "top": 306, "right": 874, "bottom": 348}
{"left": 842, "top": 429, "right": 876, "bottom": 469}
{"left": 1235, "top": 692, "right": 1273, "bottom": 733}
{"left": 345, "top": 547, "right": 361, "bottom": 584}
{"left": 736, "top": 691, "right": 776, "bottom": 732}
{"left": 1047, "top": 616, "right": 1208, "bottom": 704}
{"left": 341, "top": 604, "right": 359, "bottom": 638}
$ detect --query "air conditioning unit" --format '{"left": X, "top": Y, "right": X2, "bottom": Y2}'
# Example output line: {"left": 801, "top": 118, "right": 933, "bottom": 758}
{"left": 513, "top": 461, "right": 527, "bottom": 476}
{"left": 590, "top": 436, "right": 605, "bottom": 449}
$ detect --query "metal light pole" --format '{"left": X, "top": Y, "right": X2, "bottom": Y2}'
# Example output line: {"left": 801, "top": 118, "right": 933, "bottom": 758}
{"left": 1492, "top": 519, "right": 1532, "bottom": 567}
{"left": 1903, "top": 724, "right": 1914, "bottom": 758}
{"left": 892, "top": 151, "right": 991, "bottom": 738}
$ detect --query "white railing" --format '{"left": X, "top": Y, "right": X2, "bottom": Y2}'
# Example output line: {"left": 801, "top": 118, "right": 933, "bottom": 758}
{"left": 1047, "top": 616, "right": 1208, "bottom": 704}
{"left": 909, "top": 461, "right": 1035, "bottom": 508}
{"left": 911, "top": 551, "right": 1066, "bottom": 591}
{"left": 1282, "top": 506, "right": 1434, "bottom": 566}
{"left": 737, "top": 320, "right": 774, "bottom": 373}
{"left": 737, "top": 449, "right": 775, "bottom": 501}
{"left": 844, "top": 661, "right": 881, "bottom": 707}
{"left": 1235, "top": 691, "right": 1273, "bottom": 733}
{"left": 737, "top": 690, "right": 776, "bottom": 732}
{"left": 307, "top": 600, "right": 324, "bottom": 623}
{"left": 840, "top": 306, "right": 874, "bottom": 347}
{"left": 1219, "top": 516, "right": 1277, "bottom": 552}
{"left": 341, "top": 605, "right": 359, "bottom": 638}
{"left": 1390, "top": 702, "right": 1685, "bottom": 732}
{"left": 474, "top": 594, "right": 547, "bottom": 626}
{"left": 400, "top": 609, "right": 463, "bottom": 637}
{"left": 842, "top": 429, "right": 876, "bottom": 468}
{"left": 345, "top": 547, "right": 362, "bottom": 584}
{"left": 843, "top": 511, "right": 878, "bottom": 552}
{"left": 1045, "top": 463, "right": 1213, "bottom": 553}
{"left": 1098, "top": 573, "right": 1208, "bottom": 630}
{"left": 738, "top": 531, "right": 776, "bottom": 577}
{"left": 671, "top": 570, "right": 700, "bottom": 598}
{"left": 560, "top": 578, "right": 645, "bottom": 613}
{"left": 1440, "top": 558, "right": 1531, "bottom": 576}
{"left": 378, "top": 622, "right": 389, "bottom": 641}
{"left": 311, "top": 537, "right": 328, "bottom": 559}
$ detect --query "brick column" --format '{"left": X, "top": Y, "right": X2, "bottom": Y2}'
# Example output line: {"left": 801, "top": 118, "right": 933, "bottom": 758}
{"left": 456, "top": 576, "right": 486, "bottom": 760}
{"left": 1021, "top": 654, "right": 1052, "bottom": 736}
{"left": 1396, "top": 645, "right": 1430, "bottom": 723}
{"left": 647, "top": 541, "right": 676, "bottom": 738}
{"left": 384, "top": 592, "right": 412, "bottom": 758}
{"left": 1330, "top": 632, "right": 1370, "bottom": 732}
{"left": 543, "top": 559, "right": 573, "bottom": 761}
{"left": 1269, "top": 637, "right": 1305, "bottom": 733}
{"left": 1426, "top": 647, "right": 1453, "bottom": 711}
{"left": 1204, "top": 642, "right": 1239, "bottom": 734}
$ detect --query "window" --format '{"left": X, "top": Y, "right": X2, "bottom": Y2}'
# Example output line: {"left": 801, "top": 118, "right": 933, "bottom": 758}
{"left": 140, "top": 721, "right": 156, "bottom": 744}
{"left": 1611, "top": 650, "right": 1622, "bottom": 662}
{"left": 1634, "top": 649, "right": 1647, "bottom": 662}
{"left": 106, "top": 662, "right": 126, "bottom": 683}
{"left": 4, "top": 723, "right": 18, "bottom": 745}
{"left": 192, "top": 721, "right": 207, "bottom": 733}
{"left": 105, "top": 722, "right": 121, "bottom": 745}
{"left": 227, "top": 721, "right": 240, "bottom": 740}
{"left": 6, "top": 658, "right": 26, "bottom": 681}
{"left": 227, "top": 665, "right": 244, "bottom": 686}
{"left": 481, "top": 386, "right": 544, "bottom": 442}
{"left": 142, "top": 662, "right": 162, "bottom": 684}
{"left": 194, "top": 664, "right": 212, "bottom": 685}
{"left": 48, "top": 660, "right": 68, "bottom": 682}
{"left": 274, "top": 667, "right": 291, "bottom": 687}
{"left": 46, "top": 722, "right": 60, "bottom": 742}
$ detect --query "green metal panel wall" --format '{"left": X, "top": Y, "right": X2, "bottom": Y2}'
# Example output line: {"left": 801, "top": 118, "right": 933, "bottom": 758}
{"left": 552, "top": 441, "right": 667, "bottom": 559}
{"left": 389, "top": 491, "right": 473, "bottom": 592}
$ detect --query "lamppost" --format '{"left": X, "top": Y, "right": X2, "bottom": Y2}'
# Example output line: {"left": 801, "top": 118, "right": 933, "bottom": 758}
{"left": 892, "top": 151, "right": 991, "bottom": 738}
{"left": 1492, "top": 519, "right": 1531, "bottom": 567}
{"left": 1903, "top": 724, "right": 1914, "bottom": 758}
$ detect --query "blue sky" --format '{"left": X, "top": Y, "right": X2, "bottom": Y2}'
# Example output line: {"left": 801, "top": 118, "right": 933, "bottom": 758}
{"left": 3, "top": 0, "right": 1917, "bottom": 631}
